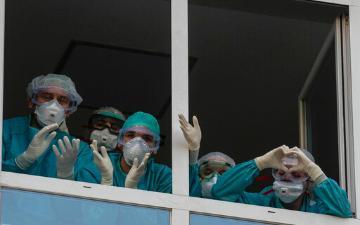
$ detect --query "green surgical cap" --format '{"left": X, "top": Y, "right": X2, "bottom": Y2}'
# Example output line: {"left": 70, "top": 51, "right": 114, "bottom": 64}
{"left": 92, "top": 107, "right": 126, "bottom": 121}
{"left": 122, "top": 112, "right": 160, "bottom": 136}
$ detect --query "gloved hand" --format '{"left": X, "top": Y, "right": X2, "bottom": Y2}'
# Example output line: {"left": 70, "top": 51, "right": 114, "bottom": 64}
{"left": 288, "top": 147, "right": 326, "bottom": 184}
{"left": 91, "top": 140, "right": 114, "bottom": 185}
{"left": 58, "top": 120, "right": 69, "bottom": 134}
{"left": 255, "top": 145, "right": 290, "bottom": 171}
{"left": 15, "top": 123, "right": 59, "bottom": 170}
{"left": 52, "top": 136, "right": 79, "bottom": 180}
{"left": 178, "top": 114, "right": 201, "bottom": 165}
{"left": 125, "top": 153, "right": 150, "bottom": 189}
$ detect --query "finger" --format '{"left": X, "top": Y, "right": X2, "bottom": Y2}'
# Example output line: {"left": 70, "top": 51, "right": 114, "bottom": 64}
{"left": 63, "top": 136, "right": 72, "bottom": 151}
{"left": 52, "top": 145, "right": 62, "bottom": 158}
{"left": 45, "top": 131, "right": 57, "bottom": 143}
{"left": 140, "top": 153, "right": 150, "bottom": 168}
{"left": 178, "top": 118, "right": 189, "bottom": 128}
{"left": 100, "top": 146, "right": 108, "bottom": 158}
{"left": 58, "top": 139, "right": 67, "bottom": 155}
{"left": 178, "top": 114, "right": 189, "bottom": 127}
{"left": 92, "top": 150, "right": 103, "bottom": 161}
{"left": 90, "top": 140, "right": 98, "bottom": 152}
{"left": 72, "top": 139, "right": 80, "bottom": 154}
{"left": 133, "top": 158, "right": 139, "bottom": 168}
{"left": 38, "top": 123, "right": 59, "bottom": 138}
{"left": 192, "top": 116, "right": 200, "bottom": 130}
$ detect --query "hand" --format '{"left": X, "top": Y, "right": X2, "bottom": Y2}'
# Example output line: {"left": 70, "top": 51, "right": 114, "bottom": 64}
{"left": 53, "top": 136, "right": 79, "bottom": 179}
{"left": 91, "top": 140, "right": 114, "bottom": 185}
{"left": 15, "top": 123, "right": 59, "bottom": 170}
{"left": 288, "top": 147, "right": 325, "bottom": 183}
{"left": 255, "top": 145, "right": 291, "bottom": 171}
{"left": 178, "top": 114, "right": 201, "bottom": 151}
{"left": 125, "top": 153, "right": 150, "bottom": 189}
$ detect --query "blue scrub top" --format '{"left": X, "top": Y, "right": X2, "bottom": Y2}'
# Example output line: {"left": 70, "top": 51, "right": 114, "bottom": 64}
{"left": 77, "top": 152, "right": 202, "bottom": 196}
{"left": 211, "top": 160, "right": 352, "bottom": 218}
{"left": 2, "top": 116, "right": 92, "bottom": 178}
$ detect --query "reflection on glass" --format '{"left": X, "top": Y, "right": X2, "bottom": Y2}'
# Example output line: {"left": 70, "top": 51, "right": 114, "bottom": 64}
{"left": 191, "top": 214, "right": 268, "bottom": 225}
{"left": 3, "top": 0, "right": 172, "bottom": 193}
{"left": 188, "top": 0, "right": 352, "bottom": 217}
{"left": 1, "top": 189, "right": 169, "bottom": 225}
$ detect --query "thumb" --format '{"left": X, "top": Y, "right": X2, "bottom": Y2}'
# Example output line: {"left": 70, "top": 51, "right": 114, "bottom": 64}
{"left": 133, "top": 158, "right": 139, "bottom": 168}
{"left": 192, "top": 116, "right": 200, "bottom": 131}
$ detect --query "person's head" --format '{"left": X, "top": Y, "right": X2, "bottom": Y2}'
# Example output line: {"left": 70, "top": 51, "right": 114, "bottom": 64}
{"left": 27, "top": 74, "right": 82, "bottom": 127}
{"left": 119, "top": 112, "right": 160, "bottom": 166}
{"left": 272, "top": 149, "right": 314, "bottom": 205}
{"left": 198, "top": 152, "right": 235, "bottom": 198}
{"left": 89, "top": 107, "right": 126, "bottom": 151}
{"left": 198, "top": 152, "right": 235, "bottom": 180}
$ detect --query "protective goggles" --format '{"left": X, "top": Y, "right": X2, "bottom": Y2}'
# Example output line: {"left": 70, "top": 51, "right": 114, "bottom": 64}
{"left": 90, "top": 115, "right": 123, "bottom": 135}
{"left": 31, "top": 88, "right": 78, "bottom": 113}
{"left": 199, "top": 161, "right": 232, "bottom": 178}
{"left": 272, "top": 169, "right": 309, "bottom": 183}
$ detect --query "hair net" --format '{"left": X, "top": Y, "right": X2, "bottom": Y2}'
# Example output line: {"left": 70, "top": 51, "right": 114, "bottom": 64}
{"left": 27, "top": 74, "right": 83, "bottom": 112}
{"left": 92, "top": 106, "right": 126, "bottom": 122}
{"left": 121, "top": 112, "right": 160, "bottom": 137}
{"left": 198, "top": 152, "right": 236, "bottom": 167}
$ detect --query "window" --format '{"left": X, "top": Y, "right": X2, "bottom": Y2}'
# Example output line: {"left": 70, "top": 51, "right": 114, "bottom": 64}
{"left": 1, "top": 0, "right": 360, "bottom": 225}
{"left": 3, "top": 0, "right": 172, "bottom": 193}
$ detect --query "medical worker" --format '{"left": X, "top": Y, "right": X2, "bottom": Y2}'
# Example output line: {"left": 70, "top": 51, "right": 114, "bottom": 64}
{"left": 78, "top": 111, "right": 202, "bottom": 195}
{"left": 211, "top": 146, "right": 352, "bottom": 218}
{"left": 86, "top": 107, "right": 126, "bottom": 152}
{"left": 2, "top": 74, "right": 92, "bottom": 180}
{"left": 198, "top": 152, "right": 235, "bottom": 198}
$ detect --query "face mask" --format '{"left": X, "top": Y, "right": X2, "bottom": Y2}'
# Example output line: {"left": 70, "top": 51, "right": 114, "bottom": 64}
{"left": 123, "top": 137, "right": 150, "bottom": 166}
{"left": 90, "top": 128, "right": 118, "bottom": 151}
{"left": 201, "top": 172, "right": 219, "bottom": 198}
{"left": 273, "top": 180, "right": 304, "bottom": 203}
{"left": 35, "top": 99, "right": 65, "bottom": 127}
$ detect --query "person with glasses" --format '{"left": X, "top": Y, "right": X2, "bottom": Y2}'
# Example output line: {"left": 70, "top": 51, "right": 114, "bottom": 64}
{"left": 197, "top": 152, "right": 235, "bottom": 198}
{"left": 87, "top": 107, "right": 126, "bottom": 152}
{"left": 2, "top": 74, "right": 92, "bottom": 180}
{"left": 77, "top": 111, "right": 172, "bottom": 192}
{"left": 210, "top": 146, "right": 352, "bottom": 218}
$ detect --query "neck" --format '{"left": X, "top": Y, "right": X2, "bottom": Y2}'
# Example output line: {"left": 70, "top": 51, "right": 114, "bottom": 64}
{"left": 120, "top": 156, "right": 131, "bottom": 174}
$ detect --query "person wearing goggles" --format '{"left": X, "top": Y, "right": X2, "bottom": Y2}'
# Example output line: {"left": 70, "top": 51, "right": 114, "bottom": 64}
{"left": 87, "top": 107, "right": 126, "bottom": 152}
{"left": 198, "top": 152, "right": 235, "bottom": 198}
{"left": 77, "top": 111, "right": 172, "bottom": 193}
{"left": 2, "top": 74, "right": 92, "bottom": 180}
{"left": 210, "top": 146, "right": 352, "bottom": 218}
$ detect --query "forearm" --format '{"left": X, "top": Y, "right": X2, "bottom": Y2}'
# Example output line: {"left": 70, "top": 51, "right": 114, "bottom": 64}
{"left": 211, "top": 160, "right": 260, "bottom": 202}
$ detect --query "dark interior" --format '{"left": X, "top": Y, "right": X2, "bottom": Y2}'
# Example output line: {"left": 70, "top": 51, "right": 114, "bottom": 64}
{"left": 3, "top": 0, "right": 347, "bottom": 187}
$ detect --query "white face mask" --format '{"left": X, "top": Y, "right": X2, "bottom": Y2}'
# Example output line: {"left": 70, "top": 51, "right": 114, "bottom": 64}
{"left": 273, "top": 181, "right": 304, "bottom": 203}
{"left": 123, "top": 137, "right": 150, "bottom": 166}
{"left": 35, "top": 99, "right": 65, "bottom": 127}
{"left": 201, "top": 172, "right": 219, "bottom": 198}
{"left": 90, "top": 128, "right": 118, "bottom": 151}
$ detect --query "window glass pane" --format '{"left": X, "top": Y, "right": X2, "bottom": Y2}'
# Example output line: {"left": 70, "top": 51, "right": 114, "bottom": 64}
{"left": 1, "top": 189, "right": 169, "bottom": 225}
{"left": 188, "top": 0, "right": 352, "bottom": 217}
{"left": 3, "top": 0, "right": 172, "bottom": 193}
{"left": 190, "top": 214, "right": 268, "bottom": 225}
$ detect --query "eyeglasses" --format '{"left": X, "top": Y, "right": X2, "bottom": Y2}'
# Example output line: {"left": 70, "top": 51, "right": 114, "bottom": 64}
{"left": 91, "top": 116, "right": 123, "bottom": 135}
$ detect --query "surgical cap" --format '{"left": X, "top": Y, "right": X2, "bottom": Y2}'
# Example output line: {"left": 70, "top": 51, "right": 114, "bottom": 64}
{"left": 92, "top": 106, "right": 126, "bottom": 121}
{"left": 27, "top": 74, "right": 83, "bottom": 108}
{"left": 198, "top": 152, "right": 236, "bottom": 167}
{"left": 122, "top": 112, "right": 160, "bottom": 137}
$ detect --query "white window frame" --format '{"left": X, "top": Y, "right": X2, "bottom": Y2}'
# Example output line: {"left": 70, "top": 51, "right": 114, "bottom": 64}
{"left": 1, "top": 0, "right": 360, "bottom": 224}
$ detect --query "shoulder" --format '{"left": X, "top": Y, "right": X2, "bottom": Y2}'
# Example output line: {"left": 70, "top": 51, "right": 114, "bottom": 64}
{"left": 3, "top": 116, "right": 30, "bottom": 134}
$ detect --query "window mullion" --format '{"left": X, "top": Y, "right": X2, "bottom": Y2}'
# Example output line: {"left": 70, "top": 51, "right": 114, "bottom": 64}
{"left": 171, "top": 0, "right": 190, "bottom": 197}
